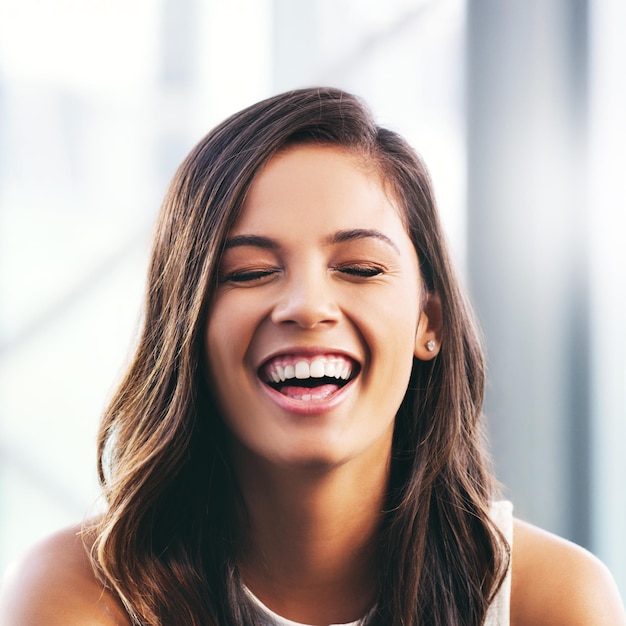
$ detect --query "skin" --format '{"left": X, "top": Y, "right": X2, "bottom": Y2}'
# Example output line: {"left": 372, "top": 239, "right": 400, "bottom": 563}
{"left": 205, "top": 146, "right": 434, "bottom": 472}
{"left": 1, "top": 146, "right": 624, "bottom": 625}
{"left": 0, "top": 524, "right": 129, "bottom": 626}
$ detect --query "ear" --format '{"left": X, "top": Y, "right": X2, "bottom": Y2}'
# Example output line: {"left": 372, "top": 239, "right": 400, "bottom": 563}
{"left": 414, "top": 292, "right": 443, "bottom": 361}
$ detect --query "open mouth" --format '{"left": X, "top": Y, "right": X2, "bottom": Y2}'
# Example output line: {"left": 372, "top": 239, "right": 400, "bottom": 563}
{"left": 259, "top": 354, "right": 359, "bottom": 401}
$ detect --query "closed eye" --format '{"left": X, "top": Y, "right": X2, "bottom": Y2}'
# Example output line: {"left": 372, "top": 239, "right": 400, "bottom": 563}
{"left": 221, "top": 268, "right": 280, "bottom": 284}
{"left": 334, "top": 264, "right": 385, "bottom": 278}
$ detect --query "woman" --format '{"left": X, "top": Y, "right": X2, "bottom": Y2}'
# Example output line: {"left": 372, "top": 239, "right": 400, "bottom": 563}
{"left": 1, "top": 88, "right": 624, "bottom": 625}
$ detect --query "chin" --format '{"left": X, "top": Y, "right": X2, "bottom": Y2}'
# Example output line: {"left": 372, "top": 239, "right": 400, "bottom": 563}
{"left": 273, "top": 449, "right": 352, "bottom": 471}
{"left": 270, "top": 438, "right": 379, "bottom": 473}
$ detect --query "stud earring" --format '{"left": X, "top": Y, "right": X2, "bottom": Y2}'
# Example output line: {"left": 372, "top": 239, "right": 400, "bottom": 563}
{"left": 426, "top": 340, "right": 436, "bottom": 352}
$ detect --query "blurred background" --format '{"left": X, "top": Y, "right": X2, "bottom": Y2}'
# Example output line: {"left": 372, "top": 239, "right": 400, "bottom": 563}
{"left": 0, "top": 0, "right": 624, "bottom": 597}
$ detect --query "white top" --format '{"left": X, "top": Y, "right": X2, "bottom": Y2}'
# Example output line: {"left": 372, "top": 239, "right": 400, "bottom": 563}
{"left": 484, "top": 500, "right": 513, "bottom": 625}
{"left": 245, "top": 500, "right": 513, "bottom": 626}
{"left": 244, "top": 585, "right": 367, "bottom": 626}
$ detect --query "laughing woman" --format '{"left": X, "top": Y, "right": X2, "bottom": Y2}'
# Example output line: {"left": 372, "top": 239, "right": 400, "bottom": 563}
{"left": 1, "top": 88, "right": 624, "bottom": 626}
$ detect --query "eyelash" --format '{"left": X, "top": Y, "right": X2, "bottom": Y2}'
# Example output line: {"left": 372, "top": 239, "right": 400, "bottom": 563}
{"left": 221, "top": 263, "right": 385, "bottom": 284}
{"left": 222, "top": 268, "right": 280, "bottom": 283}
{"left": 334, "top": 264, "right": 385, "bottom": 278}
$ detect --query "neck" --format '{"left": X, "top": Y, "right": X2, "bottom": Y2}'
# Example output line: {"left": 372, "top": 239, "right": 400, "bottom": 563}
{"left": 235, "top": 449, "right": 390, "bottom": 624}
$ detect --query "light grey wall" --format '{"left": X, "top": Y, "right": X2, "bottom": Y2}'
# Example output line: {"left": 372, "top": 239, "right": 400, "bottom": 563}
{"left": 466, "top": 0, "right": 591, "bottom": 545}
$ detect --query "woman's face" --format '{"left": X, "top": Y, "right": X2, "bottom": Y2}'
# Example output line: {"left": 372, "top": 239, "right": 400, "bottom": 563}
{"left": 205, "top": 145, "right": 436, "bottom": 471}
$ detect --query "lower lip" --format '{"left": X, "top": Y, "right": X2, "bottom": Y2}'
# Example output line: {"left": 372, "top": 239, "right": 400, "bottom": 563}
{"left": 260, "top": 378, "right": 356, "bottom": 415}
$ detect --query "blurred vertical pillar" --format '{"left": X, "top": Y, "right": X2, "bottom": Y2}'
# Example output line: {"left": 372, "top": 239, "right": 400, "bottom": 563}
{"left": 466, "top": 1, "right": 590, "bottom": 544}
{"left": 156, "top": 0, "right": 201, "bottom": 182}
{"left": 588, "top": 0, "right": 626, "bottom": 592}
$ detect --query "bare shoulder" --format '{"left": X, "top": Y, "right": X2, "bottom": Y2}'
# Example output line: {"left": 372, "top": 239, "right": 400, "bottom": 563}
{"left": 511, "top": 518, "right": 626, "bottom": 626}
{"left": 0, "top": 522, "right": 131, "bottom": 626}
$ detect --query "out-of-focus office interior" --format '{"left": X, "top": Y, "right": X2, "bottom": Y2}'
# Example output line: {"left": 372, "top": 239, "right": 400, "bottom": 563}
{"left": 0, "top": 0, "right": 624, "bottom": 595}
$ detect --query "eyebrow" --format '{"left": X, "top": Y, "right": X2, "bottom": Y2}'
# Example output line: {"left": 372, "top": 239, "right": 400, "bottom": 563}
{"left": 328, "top": 229, "right": 401, "bottom": 254}
{"left": 223, "top": 228, "right": 400, "bottom": 254}
{"left": 223, "top": 234, "right": 280, "bottom": 250}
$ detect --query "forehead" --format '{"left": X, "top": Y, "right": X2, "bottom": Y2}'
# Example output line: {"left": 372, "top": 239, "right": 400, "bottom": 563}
{"left": 232, "top": 144, "right": 406, "bottom": 237}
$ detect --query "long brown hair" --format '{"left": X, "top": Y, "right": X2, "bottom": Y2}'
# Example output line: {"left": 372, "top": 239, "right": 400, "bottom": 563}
{"left": 92, "top": 87, "right": 509, "bottom": 625}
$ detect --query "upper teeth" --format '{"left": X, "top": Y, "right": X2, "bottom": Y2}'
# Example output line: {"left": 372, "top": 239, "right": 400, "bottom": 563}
{"left": 265, "top": 356, "right": 353, "bottom": 383}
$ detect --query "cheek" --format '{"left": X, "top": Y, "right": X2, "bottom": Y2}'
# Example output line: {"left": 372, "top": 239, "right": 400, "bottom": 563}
{"left": 203, "top": 314, "right": 248, "bottom": 433}
{"left": 204, "top": 301, "right": 246, "bottom": 398}
{"left": 204, "top": 292, "right": 269, "bottom": 415}
{"left": 358, "top": 304, "right": 419, "bottom": 392}
{"left": 206, "top": 294, "right": 253, "bottom": 358}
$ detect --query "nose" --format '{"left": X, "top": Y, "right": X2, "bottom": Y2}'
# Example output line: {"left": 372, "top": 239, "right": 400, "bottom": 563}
{"left": 270, "top": 270, "right": 340, "bottom": 329}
